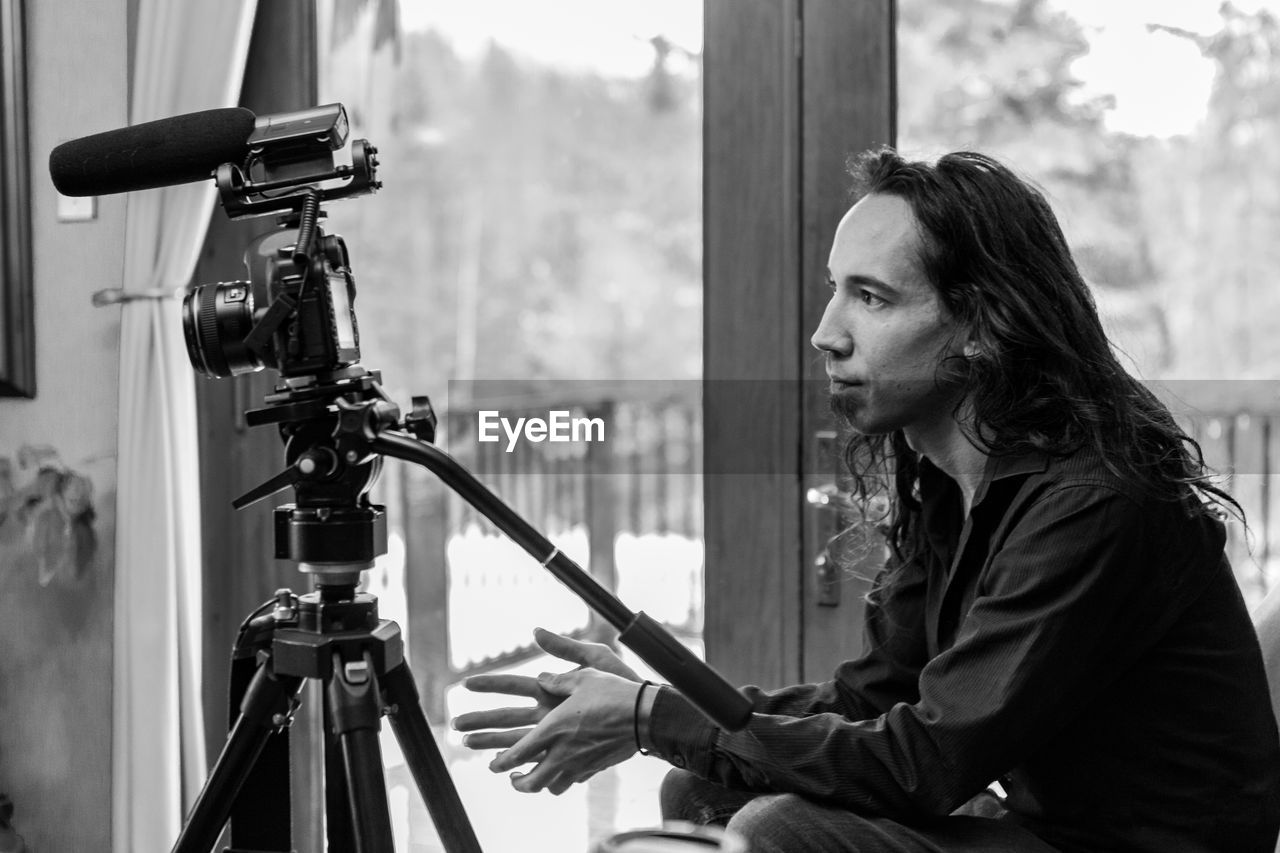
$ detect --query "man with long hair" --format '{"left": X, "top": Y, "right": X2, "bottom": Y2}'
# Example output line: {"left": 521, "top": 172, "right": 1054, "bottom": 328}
{"left": 454, "top": 149, "right": 1280, "bottom": 852}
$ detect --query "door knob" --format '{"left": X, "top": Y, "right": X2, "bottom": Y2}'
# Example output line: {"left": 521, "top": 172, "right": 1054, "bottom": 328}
{"left": 807, "top": 481, "right": 853, "bottom": 607}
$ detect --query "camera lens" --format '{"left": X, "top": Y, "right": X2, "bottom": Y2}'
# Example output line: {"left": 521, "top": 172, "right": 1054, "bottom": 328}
{"left": 182, "top": 281, "right": 264, "bottom": 378}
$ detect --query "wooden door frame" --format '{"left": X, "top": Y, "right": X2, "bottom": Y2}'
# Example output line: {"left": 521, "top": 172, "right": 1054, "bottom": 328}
{"left": 703, "top": 0, "right": 896, "bottom": 687}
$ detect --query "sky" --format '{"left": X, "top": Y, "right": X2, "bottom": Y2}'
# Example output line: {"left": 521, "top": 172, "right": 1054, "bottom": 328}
{"left": 397, "top": 0, "right": 702, "bottom": 79}
{"left": 1056, "top": 0, "right": 1220, "bottom": 137}
{"left": 395, "top": 0, "right": 1280, "bottom": 139}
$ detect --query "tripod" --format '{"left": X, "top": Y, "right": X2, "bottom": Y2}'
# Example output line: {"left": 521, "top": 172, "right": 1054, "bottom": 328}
{"left": 171, "top": 368, "right": 486, "bottom": 853}
{"left": 170, "top": 387, "right": 753, "bottom": 853}
{"left": 174, "top": 573, "right": 480, "bottom": 853}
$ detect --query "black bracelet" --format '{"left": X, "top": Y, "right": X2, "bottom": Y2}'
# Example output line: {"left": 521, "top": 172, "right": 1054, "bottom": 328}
{"left": 633, "top": 680, "right": 654, "bottom": 756}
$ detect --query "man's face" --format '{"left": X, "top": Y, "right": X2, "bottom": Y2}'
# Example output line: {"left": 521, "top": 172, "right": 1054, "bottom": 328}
{"left": 811, "top": 193, "right": 967, "bottom": 438}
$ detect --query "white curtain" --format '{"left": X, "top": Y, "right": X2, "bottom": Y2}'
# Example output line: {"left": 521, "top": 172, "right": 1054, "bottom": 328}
{"left": 112, "top": 3, "right": 258, "bottom": 850}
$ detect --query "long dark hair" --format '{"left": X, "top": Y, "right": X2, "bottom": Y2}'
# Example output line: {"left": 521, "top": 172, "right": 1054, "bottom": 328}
{"left": 841, "top": 148, "right": 1239, "bottom": 568}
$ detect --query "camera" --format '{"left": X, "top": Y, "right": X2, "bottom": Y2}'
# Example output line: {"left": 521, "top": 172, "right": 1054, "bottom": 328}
{"left": 179, "top": 103, "right": 377, "bottom": 380}
{"left": 183, "top": 230, "right": 360, "bottom": 378}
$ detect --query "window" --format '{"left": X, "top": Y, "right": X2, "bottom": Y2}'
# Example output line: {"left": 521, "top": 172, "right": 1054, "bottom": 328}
{"left": 317, "top": 2, "right": 704, "bottom": 848}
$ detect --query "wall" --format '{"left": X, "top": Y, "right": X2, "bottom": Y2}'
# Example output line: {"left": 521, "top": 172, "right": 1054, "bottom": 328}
{"left": 0, "top": 0, "right": 125, "bottom": 848}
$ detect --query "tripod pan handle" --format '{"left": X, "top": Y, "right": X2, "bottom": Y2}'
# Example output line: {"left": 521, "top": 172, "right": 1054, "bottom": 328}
{"left": 372, "top": 431, "right": 753, "bottom": 732}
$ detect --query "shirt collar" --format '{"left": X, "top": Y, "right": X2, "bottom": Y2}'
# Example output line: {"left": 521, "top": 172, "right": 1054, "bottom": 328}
{"left": 971, "top": 450, "right": 1050, "bottom": 511}
{"left": 988, "top": 450, "right": 1051, "bottom": 481}
{"left": 919, "top": 450, "right": 1050, "bottom": 513}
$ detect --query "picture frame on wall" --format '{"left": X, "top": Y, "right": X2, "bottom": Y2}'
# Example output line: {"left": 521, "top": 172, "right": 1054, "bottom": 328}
{"left": 0, "top": 0, "right": 31, "bottom": 398}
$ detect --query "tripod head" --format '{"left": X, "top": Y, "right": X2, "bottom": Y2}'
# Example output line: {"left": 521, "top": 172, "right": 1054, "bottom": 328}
{"left": 231, "top": 372, "right": 436, "bottom": 586}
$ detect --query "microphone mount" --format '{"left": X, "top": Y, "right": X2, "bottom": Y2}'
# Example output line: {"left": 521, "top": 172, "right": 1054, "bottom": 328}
{"left": 216, "top": 104, "right": 382, "bottom": 219}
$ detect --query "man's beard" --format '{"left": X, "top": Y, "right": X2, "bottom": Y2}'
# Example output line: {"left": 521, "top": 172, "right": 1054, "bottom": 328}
{"left": 825, "top": 376, "right": 968, "bottom": 437}
{"left": 827, "top": 386, "right": 863, "bottom": 429}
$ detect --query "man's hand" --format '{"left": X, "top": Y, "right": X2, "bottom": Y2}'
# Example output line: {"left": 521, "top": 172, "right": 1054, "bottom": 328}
{"left": 452, "top": 628, "right": 645, "bottom": 795}
{"left": 495, "top": 668, "right": 641, "bottom": 795}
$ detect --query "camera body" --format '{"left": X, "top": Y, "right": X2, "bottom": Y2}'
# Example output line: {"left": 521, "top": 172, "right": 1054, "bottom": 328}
{"left": 183, "top": 227, "right": 360, "bottom": 379}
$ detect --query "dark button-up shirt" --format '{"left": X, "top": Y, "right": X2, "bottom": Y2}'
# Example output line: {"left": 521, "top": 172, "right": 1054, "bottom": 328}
{"left": 647, "top": 449, "right": 1280, "bottom": 852}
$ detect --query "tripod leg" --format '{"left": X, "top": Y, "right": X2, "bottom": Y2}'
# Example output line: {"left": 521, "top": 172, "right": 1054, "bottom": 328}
{"left": 327, "top": 650, "right": 397, "bottom": 853}
{"left": 324, "top": 688, "right": 357, "bottom": 851}
{"left": 382, "top": 661, "right": 483, "bottom": 853}
{"left": 171, "top": 661, "right": 303, "bottom": 853}
{"left": 229, "top": 653, "right": 293, "bottom": 853}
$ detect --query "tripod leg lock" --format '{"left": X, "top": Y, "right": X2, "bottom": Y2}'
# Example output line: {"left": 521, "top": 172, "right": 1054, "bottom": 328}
{"left": 327, "top": 651, "right": 383, "bottom": 734}
{"left": 239, "top": 661, "right": 303, "bottom": 729}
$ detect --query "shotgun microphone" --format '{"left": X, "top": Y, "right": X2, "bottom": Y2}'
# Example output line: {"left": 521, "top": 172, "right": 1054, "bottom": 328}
{"left": 49, "top": 107, "right": 257, "bottom": 197}
{"left": 51, "top": 104, "right": 355, "bottom": 197}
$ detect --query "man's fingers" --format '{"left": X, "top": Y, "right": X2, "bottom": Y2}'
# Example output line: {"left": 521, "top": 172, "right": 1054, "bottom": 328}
{"left": 462, "top": 673, "right": 541, "bottom": 697}
{"left": 460, "top": 728, "right": 530, "bottom": 750}
{"left": 490, "top": 724, "right": 552, "bottom": 772}
{"left": 533, "top": 627, "right": 600, "bottom": 667}
{"left": 452, "top": 706, "right": 541, "bottom": 732}
{"left": 535, "top": 670, "right": 581, "bottom": 697}
{"left": 533, "top": 627, "right": 641, "bottom": 680}
{"left": 482, "top": 748, "right": 547, "bottom": 768}
{"left": 505, "top": 759, "right": 601, "bottom": 795}
{"left": 509, "top": 760, "right": 560, "bottom": 794}
{"left": 546, "top": 773, "right": 576, "bottom": 796}
{"left": 548, "top": 768, "right": 597, "bottom": 796}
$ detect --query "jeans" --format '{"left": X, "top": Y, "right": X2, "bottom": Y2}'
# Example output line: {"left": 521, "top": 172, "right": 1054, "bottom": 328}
{"left": 658, "top": 769, "right": 1061, "bottom": 853}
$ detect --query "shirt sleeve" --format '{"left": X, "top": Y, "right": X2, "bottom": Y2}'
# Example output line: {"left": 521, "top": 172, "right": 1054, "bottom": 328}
{"left": 721, "top": 542, "right": 931, "bottom": 722}
{"left": 646, "top": 484, "right": 1180, "bottom": 819}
